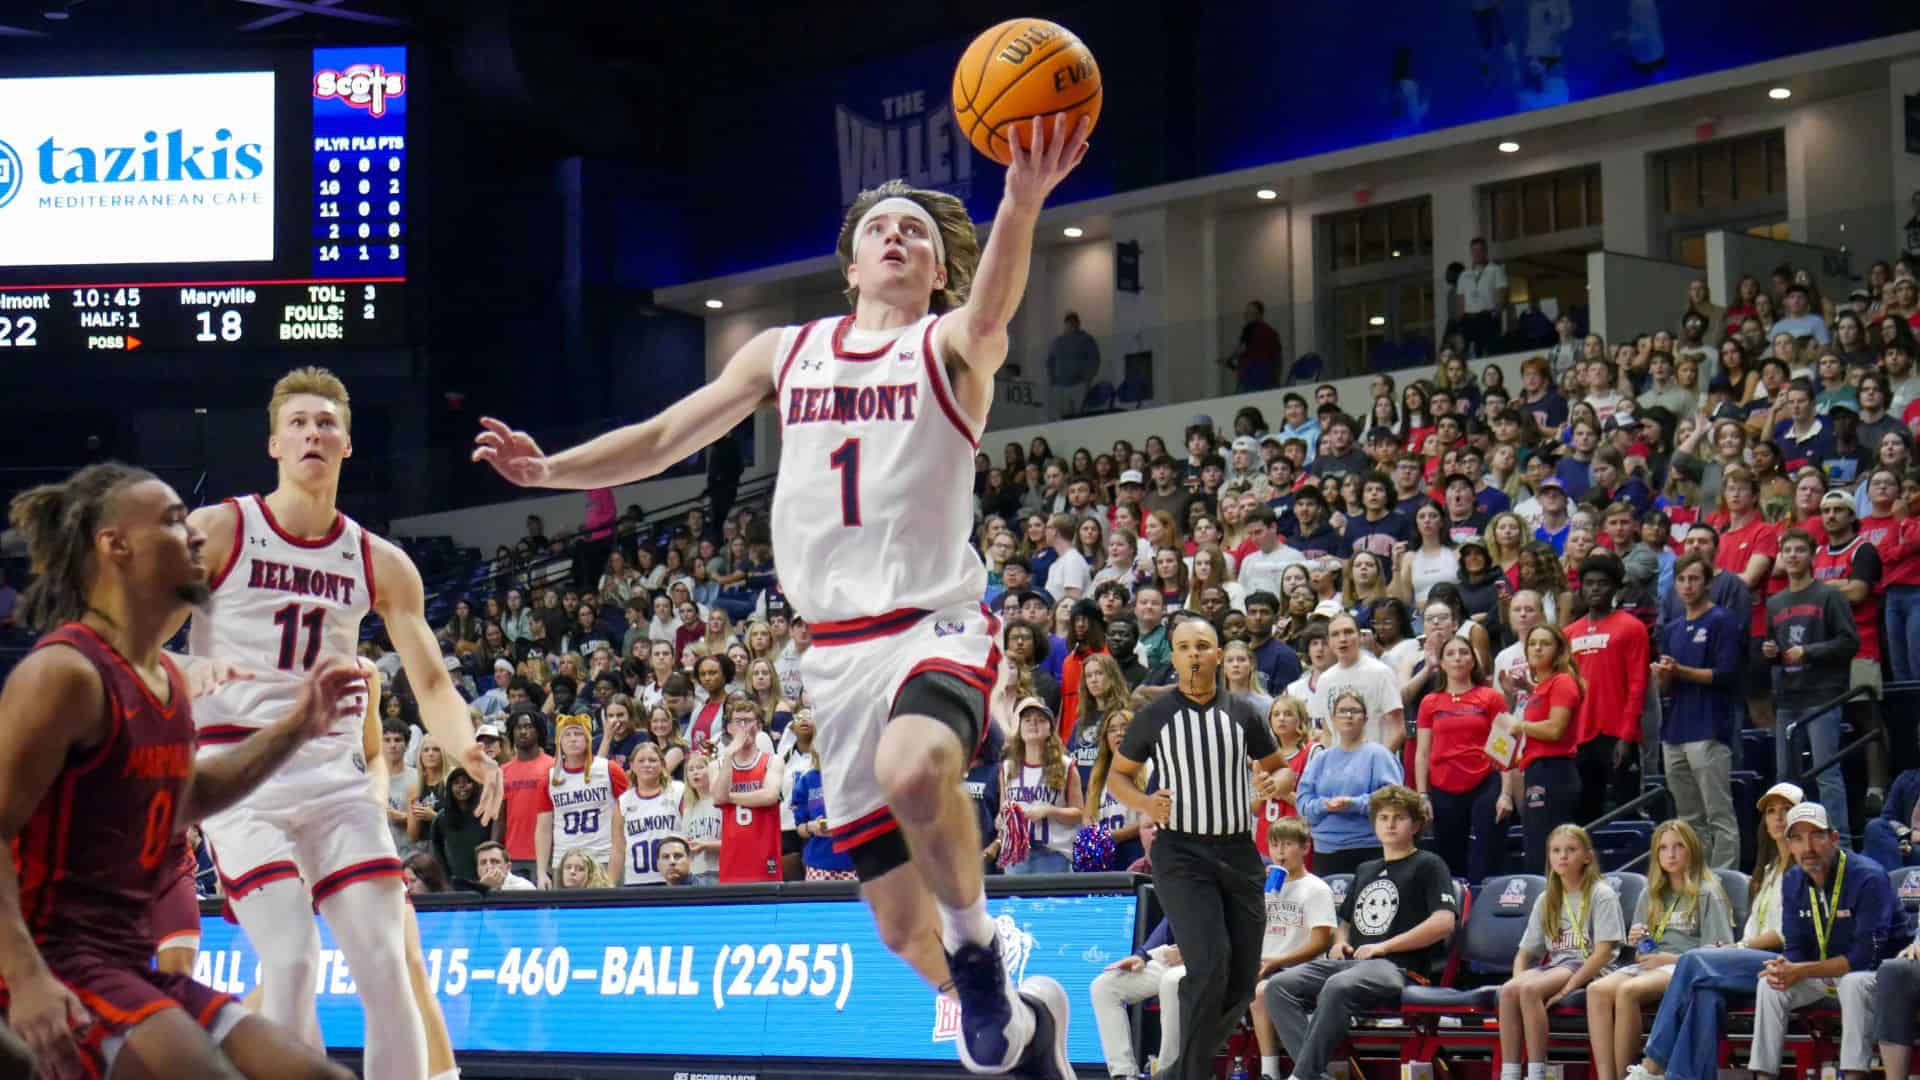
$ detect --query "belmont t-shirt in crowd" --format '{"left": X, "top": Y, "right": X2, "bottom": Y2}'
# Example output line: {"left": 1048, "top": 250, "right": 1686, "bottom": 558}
{"left": 1262, "top": 871, "right": 1339, "bottom": 962}
{"left": 1340, "top": 848, "right": 1459, "bottom": 972}
{"left": 1568, "top": 610, "right": 1648, "bottom": 745}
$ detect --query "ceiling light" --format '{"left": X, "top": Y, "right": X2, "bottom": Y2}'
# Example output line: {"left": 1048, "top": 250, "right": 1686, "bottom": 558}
{"left": 1768, "top": 87, "right": 1792, "bottom": 100}
{"left": 1368, "top": 315, "right": 1387, "bottom": 327}
{"left": 1497, "top": 141, "right": 1520, "bottom": 153}
{"left": 703, "top": 299, "right": 723, "bottom": 309}
{"left": 1391, "top": 249, "right": 1402, "bottom": 258}
{"left": 1062, "top": 226, "right": 1084, "bottom": 238}
{"left": 1255, "top": 188, "right": 1278, "bottom": 201}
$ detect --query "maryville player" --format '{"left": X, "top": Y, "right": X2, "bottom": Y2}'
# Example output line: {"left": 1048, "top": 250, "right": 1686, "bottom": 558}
{"left": 535, "top": 714, "right": 629, "bottom": 886}
{"left": 476, "top": 112, "right": 1091, "bottom": 1078}
{"left": 177, "top": 368, "right": 502, "bottom": 1080}
{"left": 619, "top": 743, "right": 685, "bottom": 886}
{"left": 710, "top": 699, "right": 785, "bottom": 883}
{"left": 0, "top": 463, "right": 365, "bottom": 1080}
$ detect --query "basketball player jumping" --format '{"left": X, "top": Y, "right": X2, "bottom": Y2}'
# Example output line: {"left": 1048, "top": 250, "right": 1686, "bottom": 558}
{"left": 173, "top": 368, "right": 503, "bottom": 1080}
{"left": 477, "top": 113, "right": 1089, "bottom": 1078}
{"left": 0, "top": 463, "right": 365, "bottom": 1080}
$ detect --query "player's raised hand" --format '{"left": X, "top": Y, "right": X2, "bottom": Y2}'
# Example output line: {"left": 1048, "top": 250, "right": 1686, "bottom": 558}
{"left": 6, "top": 968, "right": 89, "bottom": 1078}
{"left": 290, "top": 656, "right": 374, "bottom": 740}
{"left": 471, "top": 417, "right": 552, "bottom": 488}
{"left": 461, "top": 743, "right": 505, "bottom": 826}
{"left": 1004, "top": 112, "right": 1091, "bottom": 212}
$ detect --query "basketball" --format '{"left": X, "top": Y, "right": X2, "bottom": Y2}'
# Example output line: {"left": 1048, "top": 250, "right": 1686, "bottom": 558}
{"left": 952, "top": 18, "right": 1102, "bottom": 166}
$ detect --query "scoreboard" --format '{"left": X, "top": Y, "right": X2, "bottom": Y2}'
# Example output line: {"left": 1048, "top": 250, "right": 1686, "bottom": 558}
{"left": 0, "top": 46, "right": 411, "bottom": 353}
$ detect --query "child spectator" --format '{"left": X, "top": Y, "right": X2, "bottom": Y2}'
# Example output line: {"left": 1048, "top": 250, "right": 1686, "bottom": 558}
{"left": 617, "top": 743, "right": 683, "bottom": 886}
{"left": 556, "top": 848, "right": 612, "bottom": 889}
{"left": 1249, "top": 818, "right": 1337, "bottom": 1080}
{"left": 680, "top": 750, "right": 722, "bottom": 885}
{"left": 1001, "top": 697, "right": 1085, "bottom": 875}
{"left": 1252, "top": 698, "right": 1318, "bottom": 865}
{"left": 1497, "top": 824, "right": 1623, "bottom": 1080}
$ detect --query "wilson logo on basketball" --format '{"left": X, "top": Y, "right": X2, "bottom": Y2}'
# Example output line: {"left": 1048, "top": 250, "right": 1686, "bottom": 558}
{"left": 995, "top": 24, "right": 1061, "bottom": 65}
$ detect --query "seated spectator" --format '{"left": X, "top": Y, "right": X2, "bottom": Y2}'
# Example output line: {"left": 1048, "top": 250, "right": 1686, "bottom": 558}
{"left": 556, "top": 848, "right": 613, "bottom": 889}
{"left": 402, "top": 849, "right": 453, "bottom": 896}
{"left": 1865, "top": 763, "right": 1920, "bottom": 871}
{"left": 1090, "top": 915, "right": 1182, "bottom": 1079}
{"left": 680, "top": 750, "right": 721, "bottom": 885}
{"left": 1263, "top": 786, "right": 1457, "bottom": 1080}
{"left": 656, "top": 835, "right": 695, "bottom": 886}
{"left": 1297, "top": 688, "right": 1404, "bottom": 876}
{"left": 1588, "top": 820, "right": 1735, "bottom": 1080}
{"left": 1497, "top": 825, "right": 1623, "bottom": 1080}
{"left": 475, "top": 841, "right": 536, "bottom": 892}
{"left": 1001, "top": 697, "right": 1084, "bottom": 875}
{"left": 791, "top": 733, "right": 856, "bottom": 882}
{"left": 1249, "top": 818, "right": 1338, "bottom": 1080}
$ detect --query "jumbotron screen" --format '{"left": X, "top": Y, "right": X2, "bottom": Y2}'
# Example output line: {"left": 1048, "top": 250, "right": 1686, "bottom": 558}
{"left": 0, "top": 45, "right": 410, "bottom": 353}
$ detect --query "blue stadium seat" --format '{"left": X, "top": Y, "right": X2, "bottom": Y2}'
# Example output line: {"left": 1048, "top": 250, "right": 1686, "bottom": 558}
{"left": 1286, "top": 353, "right": 1322, "bottom": 385}
{"left": 1716, "top": 867, "right": 1750, "bottom": 932}
{"left": 1402, "top": 874, "right": 1545, "bottom": 1011}
{"left": 1116, "top": 374, "right": 1151, "bottom": 409}
{"left": 1740, "top": 729, "right": 1775, "bottom": 781}
{"left": 1592, "top": 822, "right": 1655, "bottom": 871}
{"left": 1323, "top": 872, "right": 1353, "bottom": 914}
{"left": 1080, "top": 380, "right": 1116, "bottom": 415}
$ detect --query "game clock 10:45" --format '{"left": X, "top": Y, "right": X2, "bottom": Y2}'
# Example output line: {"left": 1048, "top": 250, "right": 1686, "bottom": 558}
{"left": 0, "top": 279, "right": 404, "bottom": 353}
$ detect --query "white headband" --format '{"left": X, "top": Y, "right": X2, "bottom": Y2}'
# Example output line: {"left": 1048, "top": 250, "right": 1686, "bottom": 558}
{"left": 851, "top": 196, "right": 945, "bottom": 268}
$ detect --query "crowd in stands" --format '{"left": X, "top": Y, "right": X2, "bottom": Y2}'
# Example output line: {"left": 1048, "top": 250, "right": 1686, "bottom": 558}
{"left": 148, "top": 246, "right": 1920, "bottom": 1078}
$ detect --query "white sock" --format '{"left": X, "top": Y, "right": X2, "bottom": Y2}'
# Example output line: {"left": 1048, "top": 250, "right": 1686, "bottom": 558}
{"left": 1527, "top": 1064, "right": 1548, "bottom": 1080}
{"left": 1262, "top": 1054, "right": 1281, "bottom": 1078}
{"left": 429, "top": 1071, "right": 460, "bottom": 1080}
{"left": 1501, "top": 1065, "right": 1523, "bottom": 1080}
{"left": 938, "top": 891, "right": 996, "bottom": 952}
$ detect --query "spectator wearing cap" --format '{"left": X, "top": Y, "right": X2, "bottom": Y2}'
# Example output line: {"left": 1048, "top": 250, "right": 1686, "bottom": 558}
{"left": 1765, "top": 526, "right": 1859, "bottom": 841}
{"left": 1047, "top": 311, "right": 1101, "bottom": 420}
{"left": 1001, "top": 697, "right": 1084, "bottom": 875}
{"left": 1113, "top": 468, "right": 1147, "bottom": 524}
{"left": 1226, "top": 435, "right": 1263, "bottom": 489}
{"left": 1654, "top": 552, "right": 1744, "bottom": 870}
{"left": 473, "top": 659, "right": 513, "bottom": 717}
{"left": 1278, "top": 394, "right": 1320, "bottom": 466}
{"left": 1567, "top": 552, "right": 1649, "bottom": 824}
{"left": 1307, "top": 415, "right": 1369, "bottom": 480}
{"left": 1753, "top": 802, "right": 1905, "bottom": 1080}
{"left": 1812, "top": 491, "right": 1893, "bottom": 808}
{"left": 475, "top": 721, "right": 507, "bottom": 765}
{"left": 1822, "top": 390, "right": 1873, "bottom": 490}
{"left": 1532, "top": 476, "right": 1573, "bottom": 553}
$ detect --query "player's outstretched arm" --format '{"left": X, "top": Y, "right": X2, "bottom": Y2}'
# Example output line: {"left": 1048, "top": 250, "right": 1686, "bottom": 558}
{"left": 472, "top": 329, "right": 781, "bottom": 491}
{"left": 0, "top": 648, "right": 104, "bottom": 1072}
{"left": 936, "top": 112, "right": 1091, "bottom": 380}
{"left": 370, "top": 535, "right": 505, "bottom": 825}
{"left": 182, "top": 656, "right": 370, "bottom": 825}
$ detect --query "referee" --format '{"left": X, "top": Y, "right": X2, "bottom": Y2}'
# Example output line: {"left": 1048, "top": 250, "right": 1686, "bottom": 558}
{"left": 1109, "top": 618, "right": 1285, "bottom": 1080}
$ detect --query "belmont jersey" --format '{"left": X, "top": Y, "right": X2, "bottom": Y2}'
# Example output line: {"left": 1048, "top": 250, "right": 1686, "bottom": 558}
{"left": 1814, "top": 536, "right": 1883, "bottom": 661}
{"left": 618, "top": 780, "right": 683, "bottom": 885}
{"left": 1009, "top": 763, "right": 1077, "bottom": 860}
{"left": 545, "top": 758, "right": 624, "bottom": 866}
{"left": 718, "top": 751, "right": 781, "bottom": 883}
{"left": 188, "top": 495, "right": 374, "bottom": 742}
{"left": 11, "top": 625, "right": 194, "bottom": 968}
{"left": 770, "top": 313, "right": 988, "bottom": 626}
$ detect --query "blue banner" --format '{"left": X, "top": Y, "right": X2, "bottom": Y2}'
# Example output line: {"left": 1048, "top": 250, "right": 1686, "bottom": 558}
{"left": 193, "top": 890, "right": 1138, "bottom": 1065}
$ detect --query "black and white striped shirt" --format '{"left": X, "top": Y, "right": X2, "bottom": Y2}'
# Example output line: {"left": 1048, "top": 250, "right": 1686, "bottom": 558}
{"left": 1120, "top": 691, "right": 1277, "bottom": 837}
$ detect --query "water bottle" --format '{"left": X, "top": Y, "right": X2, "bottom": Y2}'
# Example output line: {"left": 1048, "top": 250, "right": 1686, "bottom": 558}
{"left": 1229, "top": 1055, "right": 1251, "bottom": 1080}
{"left": 1265, "top": 864, "right": 1288, "bottom": 894}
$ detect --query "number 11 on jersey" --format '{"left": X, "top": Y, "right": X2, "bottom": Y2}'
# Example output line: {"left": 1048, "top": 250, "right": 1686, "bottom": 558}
{"left": 828, "top": 438, "right": 861, "bottom": 527}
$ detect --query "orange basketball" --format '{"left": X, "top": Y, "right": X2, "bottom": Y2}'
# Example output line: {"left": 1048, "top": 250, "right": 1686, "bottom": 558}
{"left": 951, "top": 18, "right": 1101, "bottom": 166}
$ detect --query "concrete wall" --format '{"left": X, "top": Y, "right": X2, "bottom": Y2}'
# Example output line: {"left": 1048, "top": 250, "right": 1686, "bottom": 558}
{"left": 1788, "top": 90, "right": 1891, "bottom": 253}
{"left": 1891, "top": 59, "right": 1920, "bottom": 265}
{"left": 1705, "top": 230, "right": 1855, "bottom": 318}
{"left": 391, "top": 466, "right": 774, "bottom": 553}
{"left": 1588, "top": 251, "right": 1701, "bottom": 343}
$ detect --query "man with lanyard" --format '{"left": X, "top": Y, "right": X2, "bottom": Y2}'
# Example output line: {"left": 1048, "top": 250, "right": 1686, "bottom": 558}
{"left": 1744, "top": 802, "right": 1906, "bottom": 1080}
{"left": 1106, "top": 620, "right": 1287, "bottom": 1080}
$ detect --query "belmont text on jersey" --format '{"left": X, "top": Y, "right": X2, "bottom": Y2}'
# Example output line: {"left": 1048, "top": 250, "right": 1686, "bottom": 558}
{"left": 244, "top": 558, "right": 358, "bottom": 604}
{"left": 731, "top": 776, "right": 765, "bottom": 796}
{"left": 552, "top": 785, "right": 609, "bottom": 810}
{"left": 785, "top": 383, "right": 920, "bottom": 427}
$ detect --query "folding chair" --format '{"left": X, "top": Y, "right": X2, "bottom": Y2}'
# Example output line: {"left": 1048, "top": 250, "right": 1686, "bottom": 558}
{"left": 1401, "top": 875, "right": 1547, "bottom": 1068}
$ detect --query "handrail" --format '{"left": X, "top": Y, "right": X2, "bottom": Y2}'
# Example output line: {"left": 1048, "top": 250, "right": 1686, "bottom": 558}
{"left": 1582, "top": 785, "right": 1675, "bottom": 835}
{"left": 1781, "top": 684, "right": 1881, "bottom": 788}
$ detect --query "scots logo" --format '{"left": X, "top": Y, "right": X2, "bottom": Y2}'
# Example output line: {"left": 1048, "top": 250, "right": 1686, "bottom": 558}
{"left": 932, "top": 914, "right": 1035, "bottom": 1042}
{"left": 934, "top": 619, "right": 966, "bottom": 637}
{"left": 313, "top": 64, "right": 407, "bottom": 118}
{"left": 1499, "top": 878, "right": 1530, "bottom": 908}
{"left": 0, "top": 139, "right": 20, "bottom": 210}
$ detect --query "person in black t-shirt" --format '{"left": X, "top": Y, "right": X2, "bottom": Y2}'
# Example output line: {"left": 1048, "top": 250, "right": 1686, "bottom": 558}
{"left": 1263, "top": 785, "right": 1459, "bottom": 1080}
{"left": 1109, "top": 620, "right": 1285, "bottom": 1080}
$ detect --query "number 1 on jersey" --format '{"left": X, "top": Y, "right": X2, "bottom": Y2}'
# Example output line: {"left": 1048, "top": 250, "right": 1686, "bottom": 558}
{"left": 828, "top": 438, "right": 862, "bottom": 527}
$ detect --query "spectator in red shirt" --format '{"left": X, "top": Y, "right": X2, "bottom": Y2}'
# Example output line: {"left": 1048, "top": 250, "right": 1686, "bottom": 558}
{"left": 1414, "top": 634, "right": 1515, "bottom": 882}
{"left": 494, "top": 707, "right": 554, "bottom": 880}
{"left": 1513, "top": 624, "right": 1585, "bottom": 870}
{"left": 1713, "top": 466, "right": 1779, "bottom": 732}
{"left": 1567, "top": 551, "right": 1649, "bottom": 826}
{"left": 1057, "top": 599, "right": 1112, "bottom": 739}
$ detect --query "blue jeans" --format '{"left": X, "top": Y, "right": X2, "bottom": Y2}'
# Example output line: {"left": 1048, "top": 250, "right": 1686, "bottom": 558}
{"left": 1776, "top": 705, "right": 1849, "bottom": 840}
{"left": 1642, "top": 947, "right": 1775, "bottom": 1080}
{"left": 1008, "top": 848, "right": 1072, "bottom": 875}
{"left": 1863, "top": 818, "right": 1920, "bottom": 870}
{"left": 1890, "top": 587, "right": 1920, "bottom": 683}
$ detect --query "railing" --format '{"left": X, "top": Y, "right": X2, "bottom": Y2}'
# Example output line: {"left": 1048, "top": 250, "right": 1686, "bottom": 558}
{"left": 1781, "top": 684, "right": 1883, "bottom": 792}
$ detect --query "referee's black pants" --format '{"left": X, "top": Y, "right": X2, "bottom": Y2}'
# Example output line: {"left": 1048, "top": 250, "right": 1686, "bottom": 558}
{"left": 1150, "top": 829, "right": 1265, "bottom": 1080}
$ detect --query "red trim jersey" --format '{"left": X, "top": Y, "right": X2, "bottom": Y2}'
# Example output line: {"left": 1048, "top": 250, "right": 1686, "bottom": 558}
{"left": 1568, "top": 610, "right": 1649, "bottom": 745}
{"left": 536, "top": 758, "right": 629, "bottom": 867}
{"left": 769, "top": 313, "right": 988, "bottom": 626}
{"left": 8, "top": 625, "right": 193, "bottom": 968}
{"left": 188, "top": 494, "right": 374, "bottom": 742}
{"left": 718, "top": 751, "right": 782, "bottom": 883}
{"left": 1254, "top": 742, "right": 1318, "bottom": 860}
{"left": 1813, "top": 536, "right": 1883, "bottom": 661}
